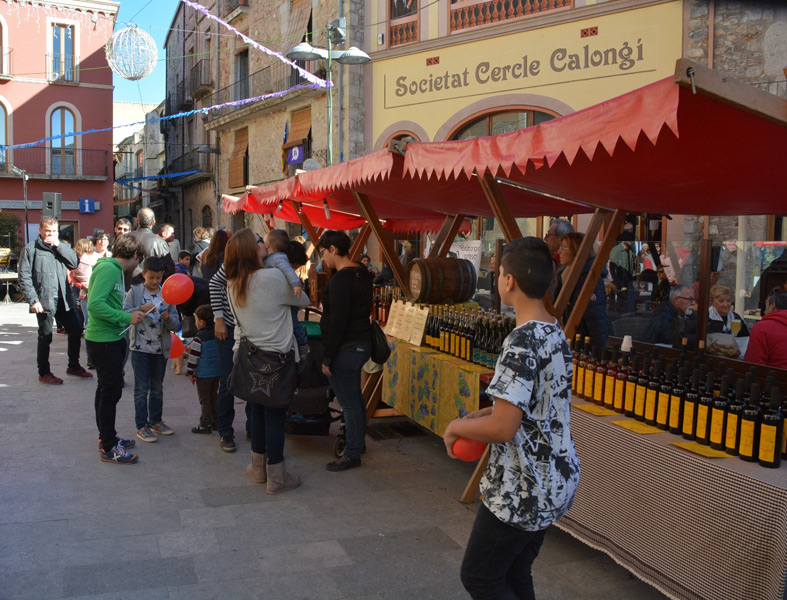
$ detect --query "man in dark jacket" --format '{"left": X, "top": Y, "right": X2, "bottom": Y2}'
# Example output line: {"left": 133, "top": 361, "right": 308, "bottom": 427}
{"left": 644, "top": 284, "right": 697, "bottom": 349}
{"left": 128, "top": 208, "right": 175, "bottom": 285}
{"left": 18, "top": 217, "right": 92, "bottom": 384}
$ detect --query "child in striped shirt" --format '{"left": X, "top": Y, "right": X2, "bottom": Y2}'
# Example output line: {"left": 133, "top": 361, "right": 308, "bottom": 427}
{"left": 186, "top": 305, "right": 221, "bottom": 434}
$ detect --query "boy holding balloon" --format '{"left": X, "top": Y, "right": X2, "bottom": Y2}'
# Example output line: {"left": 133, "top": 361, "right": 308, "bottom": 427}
{"left": 443, "top": 237, "right": 580, "bottom": 600}
{"left": 124, "top": 256, "right": 181, "bottom": 443}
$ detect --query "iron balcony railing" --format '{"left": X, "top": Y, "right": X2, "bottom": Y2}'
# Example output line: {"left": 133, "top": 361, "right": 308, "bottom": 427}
{"left": 205, "top": 62, "right": 308, "bottom": 120}
{"left": 223, "top": 0, "right": 249, "bottom": 18}
{"left": 9, "top": 147, "right": 108, "bottom": 177}
{"left": 168, "top": 149, "right": 215, "bottom": 181}
{"left": 190, "top": 59, "right": 214, "bottom": 98}
{"left": 176, "top": 79, "right": 193, "bottom": 109}
{"left": 47, "top": 53, "right": 78, "bottom": 82}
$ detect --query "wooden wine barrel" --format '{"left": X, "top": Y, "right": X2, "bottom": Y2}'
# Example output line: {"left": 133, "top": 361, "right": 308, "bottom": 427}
{"left": 406, "top": 257, "right": 477, "bottom": 305}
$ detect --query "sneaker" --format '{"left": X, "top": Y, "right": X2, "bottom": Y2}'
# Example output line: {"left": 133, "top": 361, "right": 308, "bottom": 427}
{"left": 66, "top": 366, "right": 93, "bottom": 379}
{"left": 220, "top": 436, "right": 236, "bottom": 453}
{"left": 100, "top": 443, "right": 138, "bottom": 464}
{"left": 151, "top": 422, "right": 174, "bottom": 436}
{"left": 56, "top": 326, "right": 66, "bottom": 335}
{"left": 326, "top": 456, "right": 361, "bottom": 472}
{"left": 137, "top": 426, "right": 157, "bottom": 443}
{"left": 191, "top": 425, "right": 212, "bottom": 434}
{"left": 38, "top": 373, "right": 63, "bottom": 385}
{"left": 97, "top": 437, "right": 136, "bottom": 452}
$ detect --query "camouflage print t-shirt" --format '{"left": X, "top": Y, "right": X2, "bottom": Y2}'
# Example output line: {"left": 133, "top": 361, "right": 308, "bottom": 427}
{"left": 483, "top": 320, "right": 580, "bottom": 531}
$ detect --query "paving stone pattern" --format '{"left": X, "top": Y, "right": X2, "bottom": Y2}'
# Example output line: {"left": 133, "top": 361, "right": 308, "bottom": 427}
{"left": 0, "top": 302, "right": 669, "bottom": 599}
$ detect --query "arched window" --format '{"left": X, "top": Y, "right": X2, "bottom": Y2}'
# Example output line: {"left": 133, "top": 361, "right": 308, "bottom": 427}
{"left": 50, "top": 106, "right": 75, "bottom": 174}
{"left": 452, "top": 109, "right": 556, "bottom": 140}
{"left": 0, "top": 103, "right": 6, "bottom": 171}
{"left": 201, "top": 205, "right": 213, "bottom": 228}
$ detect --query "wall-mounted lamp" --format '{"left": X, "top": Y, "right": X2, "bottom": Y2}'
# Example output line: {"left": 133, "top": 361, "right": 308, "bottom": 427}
{"left": 323, "top": 199, "right": 331, "bottom": 220}
{"left": 276, "top": 199, "right": 283, "bottom": 212}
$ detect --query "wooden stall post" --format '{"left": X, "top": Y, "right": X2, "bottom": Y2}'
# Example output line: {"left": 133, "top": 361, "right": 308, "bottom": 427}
{"left": 349, "top": 224, "right": 371, "bottom": 262}
{"left": 290, "top": 201, "right": 321, "bottom": 249}
{"left": 562, "top": 209, "right": 627, "bottom": 341}
{"left": 353, "top": 192, "right": 410, "bottom": 294}
{"left": 428, "top": 214, "right": 466, "bottom": 259}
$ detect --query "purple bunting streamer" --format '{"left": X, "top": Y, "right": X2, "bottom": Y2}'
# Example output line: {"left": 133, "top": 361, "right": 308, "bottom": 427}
{"left": 179, "top": 0, "right": 330, "bottom": 89}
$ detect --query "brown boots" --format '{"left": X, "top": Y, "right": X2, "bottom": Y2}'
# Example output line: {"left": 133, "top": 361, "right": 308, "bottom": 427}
{"left": 265, "top": 460, "right": 301, "bottom": 495}
{"left": 246, "top": 451, "right": 267, "bottom": 483}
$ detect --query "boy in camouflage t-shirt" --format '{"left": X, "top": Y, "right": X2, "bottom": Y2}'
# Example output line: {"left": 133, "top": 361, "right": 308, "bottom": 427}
{"left": 444, "top": 237, "right": 580, "bottom": 600}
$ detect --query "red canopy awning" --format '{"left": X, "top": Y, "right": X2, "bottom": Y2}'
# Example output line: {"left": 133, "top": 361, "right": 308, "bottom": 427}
{"left": 225, "top": 60, "right": 786, "bottom": 223}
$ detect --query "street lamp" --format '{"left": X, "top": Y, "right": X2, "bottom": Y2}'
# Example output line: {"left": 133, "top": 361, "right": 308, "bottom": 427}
{"left": 10, "top": 166, "right": 29, "bottom": 245}
{"left": 286, "top": 18, "right": 371, "bottom": 166}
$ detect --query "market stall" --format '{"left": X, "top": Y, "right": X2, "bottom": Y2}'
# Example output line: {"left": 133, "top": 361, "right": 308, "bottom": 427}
{"left": 224, "top": 59, "right": 787, "bottom": 600}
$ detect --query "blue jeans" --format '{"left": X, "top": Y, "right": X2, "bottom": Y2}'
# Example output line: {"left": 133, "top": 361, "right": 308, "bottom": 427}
{"left": 216, "top": 325, "right": 250, "bottom": 439}
{"left": 249, "top": 403, "right": 288, "bottom": 464}
{"left": 460, "top": 503, "right": 547, "bottom": 600}
{"left": 131, "top": 351, "right": 167, "bottom": 429}
{"left": 328, "top": 342, "right": 372, "bottom": 460}
{"left": 291, "top": 307, "right": 307, "bottom": 346}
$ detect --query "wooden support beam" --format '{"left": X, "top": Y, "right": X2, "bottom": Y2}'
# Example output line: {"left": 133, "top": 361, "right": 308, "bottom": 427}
{"left": 363, "top": 371, "right": 384, "bottom": 425}
{"left": 554, "top": 208, "right": 610, "bottom": 320}
{"left": 478, "top": 172, "right": 522, "bottom": 243}
{"left": 437, "top": 215, "right": 467, "bottom": 258}
{"left": 304, "top": 228, "right": 323, "bottom": 259}
{"left": 428, "top": 215, "right": 457, "bottom": 259}
{"left": 290, "top": 201, "right": 321, "bottom": 249}
{"left": 349, "top": 224, "right": 371, "bottom": 262}
{"left": 353, "top": 192, "right": 410, "bottom": 294}
{"left": 563, "top": 209, "right": 627, "bottom": 342}
{"left": 460, "top": 447, "right": 490, "bottom": 504}
{"left": 696, "top": 237, "right": 712, "bottom": 346}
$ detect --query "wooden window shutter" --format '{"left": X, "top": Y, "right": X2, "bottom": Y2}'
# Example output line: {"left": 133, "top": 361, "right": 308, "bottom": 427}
{"left": 283, "top": 107, "right": 311, "bottom": 150}
{"left": 228, "top": 128, "right": 248, "bottom": 189}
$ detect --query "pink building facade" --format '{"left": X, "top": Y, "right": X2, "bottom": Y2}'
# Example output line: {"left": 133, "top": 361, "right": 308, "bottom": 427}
{"left": 0, "top": 0, "right": 118, "bottom": 248}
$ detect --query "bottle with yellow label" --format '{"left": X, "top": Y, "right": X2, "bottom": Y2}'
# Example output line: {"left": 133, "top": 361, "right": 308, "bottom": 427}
{"left": 655, "top": 363, "right": 674, "bottom": 430}
{"left": 603, "top": 347, "right": 618, "bottom": 410}
{"left": 634, "top": 354, "right": 650, "bottom": 422}
{"left": 571, "top": 334, "right": 582, "bottom": 393}
{"left": 724, "top": 378, "right": 746, "bottom": 456}
{"left": 709, "top": 375, "right": 731, "bottom": 450}
{"left": 575, "top": 338, "right": 590, "bottom": 400}
{"left": 584, "top": 346, "right": 597, "bottom": 402}
{"left": 644, "top": 357, "right": 663, "bottom": 426}
{"left": 593, "top": 347, "right": 608, "bottom": 406}
{"left": 682, "top": 368, "right": 701, "bottom": 440}
{"left": 624, "top": 354, "right": 639, "bottom": 417}
{"left": 738, "top": 383, "right": 762, "bottom": 462}
{"left": 695, "top": 372, "right": 716, "bottom": 446}
{"left": 668, "top": 366, "right": 688, "bottom": 434}
{"left": 613, "top": 351, "right": 628, "bottom": 413}
{"left": 758, "top": 388, "right": 782, "bottom": 469}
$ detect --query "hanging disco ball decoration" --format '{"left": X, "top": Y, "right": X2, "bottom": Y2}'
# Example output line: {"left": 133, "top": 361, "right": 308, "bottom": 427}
{"left": 105, "top": 25, "right": 158, "bottom": 81}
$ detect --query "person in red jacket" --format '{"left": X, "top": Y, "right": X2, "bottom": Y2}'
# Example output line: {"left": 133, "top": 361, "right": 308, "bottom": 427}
{"left": 744, "top": 287, "right": 787, "bottom": 369}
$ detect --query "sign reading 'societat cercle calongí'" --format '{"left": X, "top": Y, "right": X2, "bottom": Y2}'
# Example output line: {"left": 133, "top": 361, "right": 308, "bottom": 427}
{"left": 384, "top": 27, "right": 659, "bottom": 109}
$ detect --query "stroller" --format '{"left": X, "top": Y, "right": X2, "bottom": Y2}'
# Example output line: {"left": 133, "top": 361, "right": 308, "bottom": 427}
{"left": 287, "top": 307, "right": 348, "bottom": 457}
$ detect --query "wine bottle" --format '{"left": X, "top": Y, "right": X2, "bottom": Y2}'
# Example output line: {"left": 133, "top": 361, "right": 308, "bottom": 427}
{"left": 613, "top": 351, "right": 628, "bottom": 413}
{"left": 758, "top": 388, "right": 782, "bottom": 469}
{"left": 624, "top": 353, "right": 639, "bottom": 417}
{"left": 584, "top": 347, "right": 598, "bottom": 402}
{"left": 724, "top": 378, "right": 746, "bottom": 456}
{"left": 644, "top": 357, "right": 662, "bottom": 425}
{"left": 575, "top": 338, "right": 590, "bottom": 400}
{"left": 709, "top": 376, "right": 731, "bottom": 450}
{"left": 695, "top": 373, "right": 715, "bottom": 445}
{"left": 593, "top": 347, "right": 608, "bottom": 407}
{"left": 682, "top": 368, "right": 702, "bottom": 440}
{"left": 634, "top": 354, "right": 650, "bottom": 421}
{"left": 738, "top": 383, "right": 762, "bottom": 462}
{"left": 571, "top": 334, "right": 582, "bottom": 393}
{"left": 656, "top": 363, "right": 675, "bottom": 430}
{"left": 668, "top": 366, "right": 688, "bottom": 434}
{"left": 602, "top": 347, "right": 617, "bottom": 410}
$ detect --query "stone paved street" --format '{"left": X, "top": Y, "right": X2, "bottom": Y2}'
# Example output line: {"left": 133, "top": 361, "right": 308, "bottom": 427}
{"left": 0, "top": 301, "right": 668, "bottom": 599}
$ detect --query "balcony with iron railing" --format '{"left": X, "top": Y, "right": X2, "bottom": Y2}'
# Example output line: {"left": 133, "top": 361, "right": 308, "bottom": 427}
{"left": 205, "top": 61, "right": 309, "bottom": 122}
{"left": 4, "top": 147, "right": 108, "bottom": 178}
{"left": 167, "top": 148, "right": 215, "bottom": 185}
{"left": 176, "top": 79, "right": 194, "bottom": 109}
{"left": 47, "top": 53, "right": 79, "bottom": 83}
{"left": 191, "top": 59, "right": 214, "bottom": 98}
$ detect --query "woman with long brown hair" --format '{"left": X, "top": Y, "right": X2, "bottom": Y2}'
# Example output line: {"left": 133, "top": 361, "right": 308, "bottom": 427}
{"left": 200, "top": 229, "right": 231, "bottom": 283}
{"left": 224, "top": 228, "right": 310, "bottom": 494}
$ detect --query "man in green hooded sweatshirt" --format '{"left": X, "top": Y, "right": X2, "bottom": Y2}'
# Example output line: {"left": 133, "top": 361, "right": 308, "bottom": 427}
{"left": 87, "top": 234, "right": 147, "bottom": 464}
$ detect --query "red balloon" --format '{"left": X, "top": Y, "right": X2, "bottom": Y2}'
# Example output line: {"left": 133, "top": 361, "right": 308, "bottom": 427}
{"left": 169, "top": 333, "right": 185, "bottom": 359}
{"left": 452, "top": 436, "right": 486, "bottom": 462}
{"left": 161, "top": 273, "right": 194, "bottom": 305}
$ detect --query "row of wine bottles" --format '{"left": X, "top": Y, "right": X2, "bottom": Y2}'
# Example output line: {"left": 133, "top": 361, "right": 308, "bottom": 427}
{"left": 571, "top": 335, "right": 786, "bottom": 469}
{"left": 424, "top": 306, "right": 515, "bottom": 368}
{"left": 373, "top": 285, "right": 405, "bottom": 326}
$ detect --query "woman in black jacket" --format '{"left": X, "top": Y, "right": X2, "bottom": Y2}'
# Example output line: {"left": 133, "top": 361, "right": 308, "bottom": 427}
{"left": 317, "top": 231, "right": 373, "bottom": 471}
{"left": 558, "top": 232, "right": 610, "bottom": 350}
